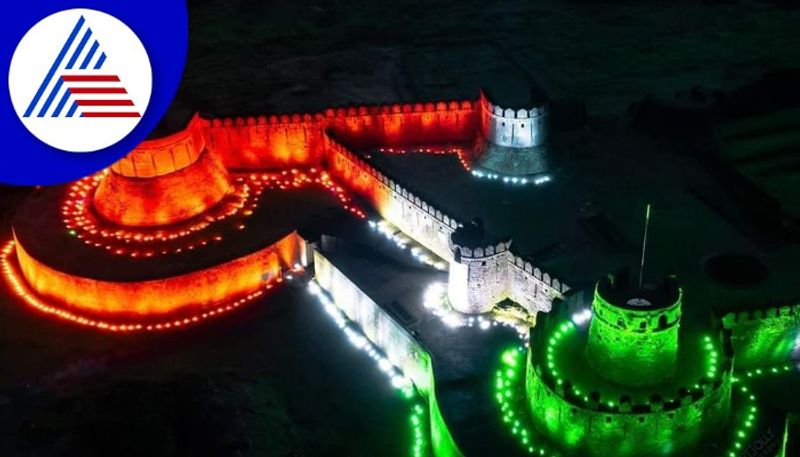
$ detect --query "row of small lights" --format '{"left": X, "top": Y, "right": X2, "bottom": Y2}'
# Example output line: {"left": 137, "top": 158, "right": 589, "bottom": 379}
{"left": 0, "top": 239, "right": 295, "bottom": 333}
{"left": 307, "top": 279, "right": 414, "bottom": 396}
{"left": 703, "top": 335, "right": 721, "bottom": 381}
{"left": 422, "top": 282, "right": 530, "bottom": 340}
{"left": 471, "top": 169, "right": 552, "bottom": 186}
{"left": 306, "top": 279, "right": 430, "bottom": 457}
{"left": 499, "top": 312, "right": 761, "bottom": 457}
{"left": 377, "top": 147, "right": 472, "bottom": 172}
{"left": 375, "top": 145, "right": 553, "bottom": 187}
{"left": 409, "top": 403, "right": 428, "bottom": 457}
{"left": 738, "top": 363, "right": 796, "bottom": 380}
{"left": 727, "top": 381, "right": 759, "bottom": 457}
{"left": 725, "top": 361, "right": 800, "bottom": 456}
{"left": 62, "top": 173, "right": 251, "bottom": 255}
{"left": 61, "top": 168, "right": 366, "bottom": 259}
{"left": 367, "top": 220, "right": 447, "bottom": 271}
{"left": 543, "top": 317, "right": 723, "bottom": 409}
{"left": 495, "top": 347, "right": 558, "bottom": 456}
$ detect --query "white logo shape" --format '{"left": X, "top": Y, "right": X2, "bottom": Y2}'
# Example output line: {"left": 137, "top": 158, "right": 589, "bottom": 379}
{"left": 8, "top": 9, "right": 152, "bottom": 153}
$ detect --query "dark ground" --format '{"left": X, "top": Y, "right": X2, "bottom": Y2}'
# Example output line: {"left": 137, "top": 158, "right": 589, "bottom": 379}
{"left": 0, "top": 282, "right": 413, "bottom": 457}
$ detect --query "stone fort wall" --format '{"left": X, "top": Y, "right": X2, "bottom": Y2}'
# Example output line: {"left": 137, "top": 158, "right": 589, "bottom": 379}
{"left": 313, "top": 250, "right": 464, "bottom": 457}
{"left": 325, "top": 134, "right": 459, "bottom": 261}
{"left": 324, "top": 131, "right": 567, "bottom": 316}
{"left": 526, "top": 315, "right": 734, "bottom": 457}
{"left": 110, "top": 114, "right": 209, "bottom": 178}
{"left": 478, "top": 91, "right": 548, "bottom": 148}
{"left": 449, "top": 242, "right": 565, "bottom": 314}
{"left": 722, "top": 302, "right": 800, "bottom": 369}
{"left": 201, "top": 99, "right": 479, "bottom": 171}
{"left": 107, "top": 97, "right": 563, "bottom": 316}
{"left": 525, "top": 358, "right": 732, "bottom": 457}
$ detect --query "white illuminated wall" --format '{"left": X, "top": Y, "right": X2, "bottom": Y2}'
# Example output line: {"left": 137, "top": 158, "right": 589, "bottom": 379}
{"left": 314, "top": 250, "right": 432, "bottom": 392}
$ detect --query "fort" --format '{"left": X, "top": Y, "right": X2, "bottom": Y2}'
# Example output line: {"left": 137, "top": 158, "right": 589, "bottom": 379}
{"left": 2, "top": 87, "right": 799, "bottom": 456}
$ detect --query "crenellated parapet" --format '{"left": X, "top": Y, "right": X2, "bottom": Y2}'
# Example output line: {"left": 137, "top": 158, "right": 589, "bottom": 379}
{"left": 479, "top": 90, "right": 548, "bottom": 148}
{"left": 721, "top": 299, "right": 800, "bottom": 369}
{"left": 525, "top": 300, "right": 736, "bottom": 457}
{"left": 94, "top": 114, "right": 232, "bottom": 227}
{"left": 446, "top": 220, "right": 566, "bottom": 315}
{"left": 111, "top": 114, "right": 210, "bottom": 178}
{"left": 324, "top": 133, "right": 461, "bottom": 261}
{"left": 587, "top": 270, "right": 683, "bottom": 386}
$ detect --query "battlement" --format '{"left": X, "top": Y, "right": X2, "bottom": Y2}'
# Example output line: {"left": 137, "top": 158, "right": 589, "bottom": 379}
{"left": 111, "top": 114, "right": 209, "bottom": 178}
{"left": 587, "top": 270, "right": 683, "bottom": 386}
{"left": 478, "top": 90, "right": 548, "bottom": 148}
{"left": 508, "top": 254, "right": 567, "bottom": 295}
{"left": 525, "top": 316, "right": 735, "bottom": 457}
{"left": 722, "top": 300, "right": 800, "bottom": 326}
{"left": 721, "top": 299, "right": 800, "bottom": 369}
{"left": 324, "top": 134, "right": 461, "bottom": 232}
{"left": 532, "top": 360, "right": 731, "bottom": 415}
{"left": 479, "top": 91, "right": 548, "bottom": 121}
{"left": 451, "top": 241, "right": 511, "bottom": 260}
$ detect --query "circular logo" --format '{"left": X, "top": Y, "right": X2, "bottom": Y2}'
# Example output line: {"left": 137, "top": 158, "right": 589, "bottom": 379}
{"left": 8, "top": 8, "right": 152, "bottom": 153}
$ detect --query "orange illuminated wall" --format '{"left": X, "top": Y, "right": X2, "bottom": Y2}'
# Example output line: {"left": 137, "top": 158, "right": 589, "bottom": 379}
{"left": 13, "top": 230, "right": 304, "bottom": 320}
{"left": 324, "top": 101, "right": 478, "bottom": 149}
{"left": 204, "top": 114, "right": 324, "bottom": 170}
{"left": 94, "top": 114, "right": 232, "bottom": 227}
{"left": 200, "top": 99, "right": 479, "bottom": 171}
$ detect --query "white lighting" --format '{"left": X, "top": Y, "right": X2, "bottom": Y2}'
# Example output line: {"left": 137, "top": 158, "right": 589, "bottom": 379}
{"left": 307, "top": 279, "right": 414, "bottom": 395}
{"left": 571, "top": 308, "right": 593, "bottom": 326}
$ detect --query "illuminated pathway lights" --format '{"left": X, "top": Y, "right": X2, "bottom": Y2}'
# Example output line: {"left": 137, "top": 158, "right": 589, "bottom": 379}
{"left": 471, "top": 169, "right": 551, "bottom": 187}
{"left": 307, "top": 279, "right": 431, "bottom": 457}
{"left": 368, "top": 219, "right": 448, "bottom": 271}
{"left": 2, "top": 166, "right": 369, "bottom": 333}
{"left": 494, "top": 341, "right": 762, "bottom": 457}
{"left": 0, "top": 239, "right": 291, "bottom": 333}
{"left": 543, "top": 319, "right": 722, "bottom": 407}
{"left": 375, "top": 145, "right": 552, "bottom": 187}
{"left": 377, "top": 146, "right": 472, "bottom": 172}
{"left": 63, "top": 168, "right": 365, "bottom": 259}
{"left": 422, "top": 282, "right": 531, "bottom": 339}
{"left": 495, "top": 347, "right": 559, "bottom": 456}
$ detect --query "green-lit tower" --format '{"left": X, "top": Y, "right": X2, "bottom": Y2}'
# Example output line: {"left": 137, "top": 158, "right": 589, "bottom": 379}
{"left": 586, "top": 270, "right": 682, "bottom": 386}
{"left": 524, "top": 268, "right": 740, "bottom": 456}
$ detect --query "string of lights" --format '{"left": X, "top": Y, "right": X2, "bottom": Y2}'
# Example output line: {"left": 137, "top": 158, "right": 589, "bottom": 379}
{"left": 306, "top": 279, "right": 430, "bottom": 456}
{"left": 0, "top": 239, "right": 296, "bottom": 333}
{"left": 62, "top": 168, "right": 366, "bottom": 259}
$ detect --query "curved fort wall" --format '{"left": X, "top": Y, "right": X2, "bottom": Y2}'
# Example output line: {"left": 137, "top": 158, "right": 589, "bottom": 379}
{"left": 95, "top": 115, "right": 232, "bottom": 227}
{"left": 525, "top": 355, "right": 732, "bottom": 457}
{"left": 587, "top": 284, "right": 682, "bottom": 386}
{"left": 478, "top": 91, "right": 548, "bottom": 148}
{"left": 13, "top": 231, "right": 304, "bottom": 319}
{"left": 526, "top": 306, "right": 735, "bottom": 457}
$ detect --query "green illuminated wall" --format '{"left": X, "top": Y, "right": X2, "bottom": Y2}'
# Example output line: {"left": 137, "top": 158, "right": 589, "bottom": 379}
{"left": 526, "top": 356, "right": 731, "bottom": 456}
{"left": 722, "top": 305, "right": 800, "bottom": 369}
{"left": 586, "top": 282, "right": 682, "bottom": 386}
{"left": 525, "top": 322, "right": 734, "bottom": 456}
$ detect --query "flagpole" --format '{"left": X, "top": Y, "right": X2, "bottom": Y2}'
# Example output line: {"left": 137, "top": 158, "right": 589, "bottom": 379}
{"left": 638, "top": 204, "right": 651, "bottom": 289}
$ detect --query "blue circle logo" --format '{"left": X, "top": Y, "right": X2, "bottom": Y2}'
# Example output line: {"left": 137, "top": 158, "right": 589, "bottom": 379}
{"left": 1, "top": 1, "right": 187, "bottom": 185}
